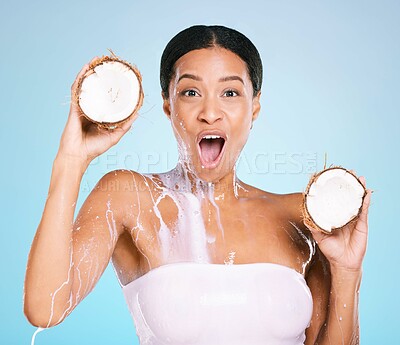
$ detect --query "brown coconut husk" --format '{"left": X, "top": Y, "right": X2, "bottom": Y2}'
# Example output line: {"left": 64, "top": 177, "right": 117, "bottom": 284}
{"left": 75, "top": 54, "right": 144, "bottom": 129}
{"left": 302, "top": 166, "right": 367, "bottom": 235}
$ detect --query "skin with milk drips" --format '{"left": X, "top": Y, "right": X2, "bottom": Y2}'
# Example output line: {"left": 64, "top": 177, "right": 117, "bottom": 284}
{"left": 128, "top": 47, "right": 314, "bottom": 274}
{"left": 25, "top": 47, "right": 371, "bottom": 345}
{"left": 31, "top": 48, "right": 314, "bottom": 329}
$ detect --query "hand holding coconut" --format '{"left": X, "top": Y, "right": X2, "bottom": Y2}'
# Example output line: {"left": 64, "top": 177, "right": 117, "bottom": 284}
{"left": 57, "top": 56, "right": 143, "bottom": 168}
{"left": 24, "top": 55, "right": 144, "bottom": 329}
{"left": 303, "top": 167, "right": 372, "bottom": 273}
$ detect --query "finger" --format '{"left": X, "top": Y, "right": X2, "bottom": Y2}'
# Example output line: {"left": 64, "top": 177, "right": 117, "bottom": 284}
{"left": 71, "top": 56, "right": 100, "bottom": 93}
{"left": 358, "top": 175, "right": 366, "bottom": 188}
{"left": 71, "top": 64, "right": 89, "bottom": 93}
{"left": 303, "top": 218, "right": 330, "bottom": 244}
{"left": 89, "top": 56, "right": 100, "bottom": 64}
{"left": 106, "top": 115, "right": 137, "bottom": 145}
{"left": 349, "top": 189, "right": 371, "bottom": 255}
{"left": 350, "top": 189, "right": 372, "bottom": 253}
{"left": 308, "top": 228, "right": 325, "bottom": 244}
{"left": 120, "top": 113, "right": 138, "bottom": 133}
{"left": 113, "top": 112, "right": 139, "bottom": 135}
{"left": 357, "top": 188, "right": 372, "bottom": 227}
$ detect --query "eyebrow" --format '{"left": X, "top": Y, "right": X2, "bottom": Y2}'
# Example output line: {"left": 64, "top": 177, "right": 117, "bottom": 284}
{"left": 177, "top": 74, "right": 244, "bottom": 85}
{"left": 218, "top": 76, "right": 244, "bottom": 84}
{"left": 177, "top": 74, "right": 202, "bottom": 82}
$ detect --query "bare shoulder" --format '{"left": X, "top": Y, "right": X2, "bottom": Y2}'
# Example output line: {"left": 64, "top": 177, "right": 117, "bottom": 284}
{"left": 267, "top": 191, "right": 316, "bottom": 252}
{"left": 82, "top": 169, "right": 154, "bottom": 223}
{"left": 94, "top": 169, "right": 164, "bottom": 198}
{"left": 241, "top": 182, "right": 305, "bottom": 223}
{"left": 93, "top": 169, "right": 173, "bottom": 227}
{"left": 96, "top": 169, "right": 147, "bottom": 192}
{"left": 269, "top": 191, "right": 304, "bottom": 218}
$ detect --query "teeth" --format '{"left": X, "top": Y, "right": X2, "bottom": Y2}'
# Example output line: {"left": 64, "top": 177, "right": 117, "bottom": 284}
{"left": 203, "top": 135, "right": 221, "bottom": 140}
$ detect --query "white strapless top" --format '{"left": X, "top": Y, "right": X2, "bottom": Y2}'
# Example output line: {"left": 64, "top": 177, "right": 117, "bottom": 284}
{"left": 122, "top": 263, "right": 313, "bottom": 345}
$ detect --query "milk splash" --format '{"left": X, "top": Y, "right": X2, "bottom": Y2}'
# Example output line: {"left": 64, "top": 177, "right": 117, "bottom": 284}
{"left": 30, "top": 327, "right": 44, "bottom": 345}
{"left": 29, "top": 91, "right": 317, "bottom": 343}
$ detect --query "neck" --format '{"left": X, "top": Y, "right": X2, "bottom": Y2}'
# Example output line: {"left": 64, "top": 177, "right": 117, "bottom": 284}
{"left": 170, "top": 162, "right": 246, "bottom": 201}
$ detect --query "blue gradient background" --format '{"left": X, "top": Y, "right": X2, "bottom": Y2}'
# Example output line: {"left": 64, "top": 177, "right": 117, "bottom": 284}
{"left": 1, "top": 0, "right": 398, "bottom": 344}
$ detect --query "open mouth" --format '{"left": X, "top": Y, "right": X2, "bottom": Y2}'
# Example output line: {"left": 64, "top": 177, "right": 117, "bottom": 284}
{"left": 198, "top": 133, "right": 226, "bottom": 169}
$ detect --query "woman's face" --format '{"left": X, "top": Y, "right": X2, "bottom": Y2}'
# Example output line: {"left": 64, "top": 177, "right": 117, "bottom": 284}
{"left": 163, "top": 47, "right": 261, "bottom": 183}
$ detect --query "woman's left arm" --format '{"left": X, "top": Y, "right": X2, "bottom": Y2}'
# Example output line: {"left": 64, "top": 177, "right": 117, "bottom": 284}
{"left": 306, "top": 176, "right": 372, "bottom": 345}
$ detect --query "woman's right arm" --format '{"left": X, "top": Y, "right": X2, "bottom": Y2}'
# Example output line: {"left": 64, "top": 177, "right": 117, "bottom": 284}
{"left": 23, "top": 59, "right": 138, "bottom": 328}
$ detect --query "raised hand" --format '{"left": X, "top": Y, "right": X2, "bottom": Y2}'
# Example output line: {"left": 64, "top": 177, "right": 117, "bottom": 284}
{"left": 306, "top": 176, "right": 372, "bottom": 272}
{"left": 57, "top": 57, "right": 137, "bottom": 166}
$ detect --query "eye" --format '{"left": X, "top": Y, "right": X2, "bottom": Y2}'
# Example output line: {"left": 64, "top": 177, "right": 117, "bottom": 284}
{"left": 223, "top": 89, "right": 238, "bottom": 97}
{"left": 182, "top": 89, "right": 199, "bottom": 97}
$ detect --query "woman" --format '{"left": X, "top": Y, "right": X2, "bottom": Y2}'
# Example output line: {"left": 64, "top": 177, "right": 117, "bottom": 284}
{"left": 24, "top": 25, "right": 371, "bottom": 344}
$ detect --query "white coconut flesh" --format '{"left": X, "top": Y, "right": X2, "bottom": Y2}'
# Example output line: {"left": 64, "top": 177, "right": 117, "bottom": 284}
{"left": 79, "top": 61, "right": 141, "bottom": 124}
{"left": 306, "top": 168, "right": 365, "bottom": 232}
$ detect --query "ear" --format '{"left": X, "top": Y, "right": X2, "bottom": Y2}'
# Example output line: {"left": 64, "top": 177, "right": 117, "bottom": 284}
{"left": 251, "top": 91, "right": 261, "bottom": 123}
{"left": 162, "top": 93, "right": 171, "bottom": 120}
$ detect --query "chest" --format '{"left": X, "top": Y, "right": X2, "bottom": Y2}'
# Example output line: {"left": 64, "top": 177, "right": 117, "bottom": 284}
{"left": 126, "top": 192, "right": 311, "bottom": 272}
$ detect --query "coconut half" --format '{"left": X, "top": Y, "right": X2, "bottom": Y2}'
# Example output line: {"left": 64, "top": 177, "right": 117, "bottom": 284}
{"left": 76, "top": 56, "right": 143, "bottom": 129}
{"left": 303, "top": 167, "right": 366, "bottom": 234}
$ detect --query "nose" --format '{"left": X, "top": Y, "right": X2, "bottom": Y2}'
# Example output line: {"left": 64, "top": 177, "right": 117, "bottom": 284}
{"left": 197, "top": 96, "right": 223, "bottom": 124}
